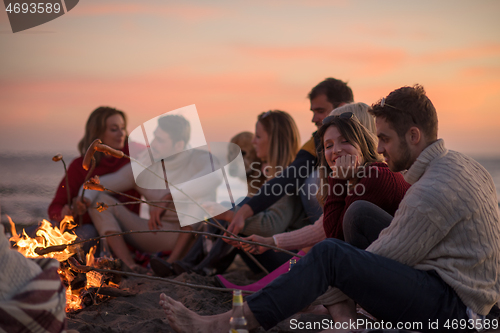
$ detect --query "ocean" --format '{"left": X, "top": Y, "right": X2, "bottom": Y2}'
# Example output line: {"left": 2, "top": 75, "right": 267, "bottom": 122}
{"left": 1, "top": 152, "right": 500, "bottom": 226}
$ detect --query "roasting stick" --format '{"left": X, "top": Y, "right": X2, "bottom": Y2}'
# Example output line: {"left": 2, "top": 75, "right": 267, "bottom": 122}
{"left": 68, "top": 257, "right": 255, "bottom": 294}
{"left": 52, "top": 154, "right": 71, "bottom": 207}
{"left": 81, "top": 140, "right": 270, "bottom": 274}
{"left": 83, "top": 183, "right": 269, "bottom": 274}
{"left": 35, "top": 229, "right": 302, "bottom": 258}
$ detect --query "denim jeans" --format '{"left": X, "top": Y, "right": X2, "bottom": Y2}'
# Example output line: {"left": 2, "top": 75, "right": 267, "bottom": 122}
{"left": 343, "top": 200, "right": 394, "bottom": 250}
{"left": 246, "top": 215, "right": 469, "bottom": 332}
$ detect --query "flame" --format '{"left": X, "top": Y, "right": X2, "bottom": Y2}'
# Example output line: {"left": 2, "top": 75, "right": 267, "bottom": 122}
{"left": 65, "top": 288, "right": 84, "bottom": 312}
{"left": 9, "top": 216, "right": 120, "bottom": 313}
{"left": 85, "top": 246, "right": 103, "bottom": 288}
{"left": 9, "top": 216, "right": 78, "bottom": 262}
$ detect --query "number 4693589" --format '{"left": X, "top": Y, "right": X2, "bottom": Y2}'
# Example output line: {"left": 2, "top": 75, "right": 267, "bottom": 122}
{"left": 5, "top": 3, "right": 61, "bottom": 14}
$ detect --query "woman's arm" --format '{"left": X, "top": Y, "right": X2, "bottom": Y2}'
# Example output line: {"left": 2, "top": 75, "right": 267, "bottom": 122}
{"left": 242, "top": 215, "right": 325, "bottom": 253}
{"left": 274, "top": 215, "right": 326, "bottom": 250}
{"left": 48, "top": 158, "right": 86, "bottom": 222}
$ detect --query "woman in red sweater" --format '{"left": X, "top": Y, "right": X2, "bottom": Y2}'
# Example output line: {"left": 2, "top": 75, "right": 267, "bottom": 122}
{"left": 48, "top": 107, "right": 140, "bottom": 240}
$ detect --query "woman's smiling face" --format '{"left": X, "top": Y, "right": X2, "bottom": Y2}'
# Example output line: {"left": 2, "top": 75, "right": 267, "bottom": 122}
{"left": 100, "top": 114, "right": 126, "bottom": 150}
{"left": 323, "top": 125, "right": 362, "bottom": 169}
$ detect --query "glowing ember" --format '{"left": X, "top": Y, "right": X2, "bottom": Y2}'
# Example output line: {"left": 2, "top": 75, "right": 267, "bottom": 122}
{"left": 9, "top": 216, "right": 78, "bottom": 262}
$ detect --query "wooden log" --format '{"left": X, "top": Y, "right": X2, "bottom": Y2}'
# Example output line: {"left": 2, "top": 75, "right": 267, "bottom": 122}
{"left": 34, "top": 244, "right": 67, "bottom": 256}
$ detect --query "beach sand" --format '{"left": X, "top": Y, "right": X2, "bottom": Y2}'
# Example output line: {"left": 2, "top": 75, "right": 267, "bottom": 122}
{"left": 66, "top": 258, "right": 330, "bottom": 333}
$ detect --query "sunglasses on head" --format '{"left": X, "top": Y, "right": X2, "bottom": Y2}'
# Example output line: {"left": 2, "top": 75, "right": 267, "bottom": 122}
{"left": 380, "top": 97, "right": 416, "bottom": 124}
{"left": 260, "top": 110, "right": 272, "bottom": 119}
{"left": 321, "top": 112, "right": 355, "bottom": 126}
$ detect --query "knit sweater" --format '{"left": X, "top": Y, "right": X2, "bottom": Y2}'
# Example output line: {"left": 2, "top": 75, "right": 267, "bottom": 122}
{"left": 319, "top": 139, "right": 500, "bottom": 315}
{"left": 48, "top": 142, "right": 140, "bottom": 224}
{"left": 323, "top": 162, "right": 410, "bottom": 239}
{"left": 274, "top": 163, "right": 410, "bottom": 249}
{"left": 274, "top": 215, "right": 325, "bottom": 250}
{"left": 0, "top": 225, "right": 42, "bottom": 301}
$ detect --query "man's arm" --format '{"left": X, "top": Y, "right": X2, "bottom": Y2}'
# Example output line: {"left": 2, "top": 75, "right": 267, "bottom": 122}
{"left": 228, "top": 149, "right": 316, "bottom": 235}
{"left": 247, "top": 149, "right": 316, "bottom": 214}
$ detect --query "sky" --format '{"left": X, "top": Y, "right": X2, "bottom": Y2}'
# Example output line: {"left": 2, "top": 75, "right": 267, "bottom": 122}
{"left": 1, "top": 0, "right": 499, "bottom": 157}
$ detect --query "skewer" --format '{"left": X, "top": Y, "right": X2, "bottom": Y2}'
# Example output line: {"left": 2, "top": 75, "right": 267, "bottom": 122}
{"left": 34, "top": 229, "right": 302, "bottom": 258}
{"left": 53, "top": 154, "right": 71, "bottom": 207}
{"left": 67, "top": 257, "right": 255, "bottom": 294}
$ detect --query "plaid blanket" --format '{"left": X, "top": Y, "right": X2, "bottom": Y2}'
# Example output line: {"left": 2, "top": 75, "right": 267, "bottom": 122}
{"left": 0, "top": 258, "right": 66, "bottom": 333}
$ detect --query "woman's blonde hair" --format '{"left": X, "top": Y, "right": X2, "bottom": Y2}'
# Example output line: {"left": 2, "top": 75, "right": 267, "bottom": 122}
{"left": 316, "top": 103, "right": 383, "bottom": 205}
{"left": 329, "top": 102, "right": 376, "bottom": 135}
{"left": 77, "top": 106, "right": 127, "bottom": 165}
{"left": 257, "top": 110, "right": 300, "bottom": 178}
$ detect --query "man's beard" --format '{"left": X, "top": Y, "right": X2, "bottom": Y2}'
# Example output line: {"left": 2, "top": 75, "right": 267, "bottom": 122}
{"left": 391, "top": 137, "right": 413, "bottom": 172}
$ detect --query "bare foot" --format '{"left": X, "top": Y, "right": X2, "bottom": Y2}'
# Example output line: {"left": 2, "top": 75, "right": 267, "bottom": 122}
{"left": 159, "top": 293, "right": 227, "bottom": 333}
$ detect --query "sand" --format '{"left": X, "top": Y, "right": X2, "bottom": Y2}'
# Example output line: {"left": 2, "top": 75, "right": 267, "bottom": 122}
{"left": 66, "top": 260, "right": 330, "bottom": 333}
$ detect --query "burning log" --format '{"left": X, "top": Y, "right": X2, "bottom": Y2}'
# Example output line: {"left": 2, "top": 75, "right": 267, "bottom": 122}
{"left": 68, "top": 257, "right": 91, "bottom": 273}
{"left": 35, "top": 244, "right": 67, "bottom": 256}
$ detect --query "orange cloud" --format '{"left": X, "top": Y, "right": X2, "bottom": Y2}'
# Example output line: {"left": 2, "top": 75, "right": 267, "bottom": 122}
{"left": 418, "top": 43, "right": 500, "bottom": 64}
{"left": 0, "top": 71, "right": 316, "bottom": 153}
{"left": 1, "top": 67, "right": 499, "bottom": 156}
{"left": 234, "top": 44, "right": 408, "bottom": 77}
{"left": 460, "top": 66, "right": 500, "bottom": 79}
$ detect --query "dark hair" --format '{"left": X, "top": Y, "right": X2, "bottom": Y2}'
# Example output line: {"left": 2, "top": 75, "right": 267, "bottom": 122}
{"left": 370, "top": 84, "right": 438, "bottom": 141}
{"left": 308, "top": 78, "right": 354, "bottom": 107}
{"left": 157, "top": 114, "right": 191, "bottom": 144}
{"left": 316, "top": 114, "right": 382, "bottom": 206}
{"left": 78, "top": 106, "right": 127, "bottom": 164}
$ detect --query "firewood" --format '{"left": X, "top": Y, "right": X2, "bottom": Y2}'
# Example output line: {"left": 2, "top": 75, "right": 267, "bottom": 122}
{"left": 35, "top": 244, "right": 67, "bottom": 255}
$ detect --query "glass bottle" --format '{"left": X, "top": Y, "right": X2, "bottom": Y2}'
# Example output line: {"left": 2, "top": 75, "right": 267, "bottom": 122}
{"left": 288, "top": 258, "right": 297, "bottom": 271}
{"left": 229, "top": 290, "right": 248, "bottom": 333}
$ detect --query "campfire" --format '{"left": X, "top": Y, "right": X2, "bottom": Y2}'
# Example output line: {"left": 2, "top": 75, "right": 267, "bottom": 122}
{"left": 8, "top": 216, "right": 125, "bottom": 313}
{"left": 9, "top": 216, "right": 78, "bottom": 261}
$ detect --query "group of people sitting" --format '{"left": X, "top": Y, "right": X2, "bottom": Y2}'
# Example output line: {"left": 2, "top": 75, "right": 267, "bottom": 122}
{"left": 22, "top": 78, "right": 500, "bottom": 332}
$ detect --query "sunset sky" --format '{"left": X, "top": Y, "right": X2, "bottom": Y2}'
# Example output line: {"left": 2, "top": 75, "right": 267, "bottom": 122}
{"left": 1, "top": 0, "right": 499, "bottom": 157}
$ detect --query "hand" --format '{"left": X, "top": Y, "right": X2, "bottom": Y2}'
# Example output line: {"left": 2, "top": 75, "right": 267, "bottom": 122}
{"left": 148, "top": 193, "right": 172, "bottom": 231}
{"left": 223, "top": 216, "right": 246, "bottom": 247}
{"left": 60, "top": 205, "right": 72, "bottom": 220}
{"left": 223, "top": 204, "right": 254, "bottom": 247}
{"left": 71, "top": 197, "right": 91, "bottom": 216}
{"left": 241, "top": 234, "right": 275, "bottom": 254}
{"left": 332, "top": 155, "right": 360, "bottom": 180}
{"left": 213, "top": 210, "right": 234, "bottom": 223}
